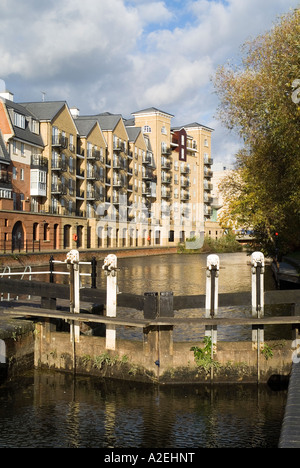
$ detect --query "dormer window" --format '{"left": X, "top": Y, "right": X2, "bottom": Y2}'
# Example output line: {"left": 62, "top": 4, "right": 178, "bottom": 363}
{"left": 14, "top": 112, "right": 25, "bottom": 129}
{"left": 31, "top": 119, "right": 39, "bottom": 134}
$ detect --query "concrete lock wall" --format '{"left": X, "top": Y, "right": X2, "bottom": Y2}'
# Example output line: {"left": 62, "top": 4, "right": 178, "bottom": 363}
{"left": 34, "top": 321, "right": 293, "bottom": 384}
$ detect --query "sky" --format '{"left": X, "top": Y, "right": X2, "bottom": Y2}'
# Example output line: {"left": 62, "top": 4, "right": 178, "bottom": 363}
{"left": 0, "top": 0, "right": 299, "bottom": 166}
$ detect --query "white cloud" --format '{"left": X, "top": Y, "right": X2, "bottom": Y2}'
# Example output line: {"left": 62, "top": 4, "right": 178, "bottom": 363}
{"left": 1, "top": 0, "right": 299, "bottom": 163}
{"left": 129, "top": 1, "right": 174, "bottom": 24}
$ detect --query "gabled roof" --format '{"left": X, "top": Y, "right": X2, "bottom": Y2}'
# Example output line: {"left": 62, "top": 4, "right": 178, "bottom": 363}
{"left": 75, "top": 119, "right": 98, "bottom": 138}
{"left": 0, "top": 131, "right": 10, "bottom": 165}
{"left": 20, "top": 101, "right": 67, "bottom": 122}
{"left": 126, "top": 126, "right": 141, "bottom": 143}
{"left": 123, "top": 117, "right": 135, "bottom": 127}
{"left": 3, "top": 99, "right": 44, "bottom": 147}
{"left": 173, "top": 122, "right": 214, "bottom": 132}
{"left": 79, "top": 112, "right": 123, "bottom": 132}
{"left": 75, "top": 118, "right": 107, "bottom": 147}
{"left": 132, "top": 107, "right": 174, "bottom": 118}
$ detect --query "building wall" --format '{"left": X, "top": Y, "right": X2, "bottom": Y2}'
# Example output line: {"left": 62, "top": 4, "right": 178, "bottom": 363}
{"left": 0, "top": 96, "right": 215, "bottom": 252}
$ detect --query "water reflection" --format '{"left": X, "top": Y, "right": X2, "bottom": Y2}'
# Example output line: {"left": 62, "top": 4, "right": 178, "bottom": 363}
{"left": 0, "top": 370, "right": 286, "bottom": 448}
{"left": 102, "top": 252, "right": 254, "bottom": 295}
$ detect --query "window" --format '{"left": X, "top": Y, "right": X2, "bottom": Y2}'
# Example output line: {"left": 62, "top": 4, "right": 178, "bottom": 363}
{"left": 13, "top": 141, "right": 17, "bottom": 154}
{"left": 20, "top": 169, "right": 24, "bottom": 181}
{"left": 21, "top": 143, "right": 25, "bottom": 156}
{"left": 14, "top": 113, "right": 25, "bottom": 129}
{"left": 12, "top": 167, "right": 17, "bottom": 180}
{"left": 32, "top": 120, "right": 39, "bottom": 134}
{"left": 52, "top": 126, "right": 59, "bottom": 145}
{"left": 44, "top": 223, "right": 50, "bottom": 241}
{"left": 69, "top": 134, "right": 74, "bottom": 151}
{"left": 33, "top": 223, "right": 39, "bottom": 241}
{"left": 143, "top": 125, "right": 151, "bottom": 133}
{"left": 161, "top": 126, "right": 167, "bottom": 135}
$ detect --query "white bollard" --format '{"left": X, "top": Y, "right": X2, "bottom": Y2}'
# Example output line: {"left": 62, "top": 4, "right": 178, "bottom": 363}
{"left": 0, "top": 339, "right": 6, "bottom": 364}
{"left": 67, "top": 249, "right": 80, "bottom": 343}
{"left": 103, "top": 254, "right": 118, "bottom": 350}
{"left": 205, "top": 254, "right": 219, "bottom": 345}
{"left": 251, "top": 251, "right": 265, "bottom": 346}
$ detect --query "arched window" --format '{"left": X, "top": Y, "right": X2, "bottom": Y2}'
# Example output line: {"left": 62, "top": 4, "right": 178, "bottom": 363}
{"left": 43, "top": 223, "right": 50, "bottom": 241}
{"left": 143, "top": 125, "right": 151, "bottom": 133}
{"left": 33, "top": 223, "right": 39, "bottom": 241}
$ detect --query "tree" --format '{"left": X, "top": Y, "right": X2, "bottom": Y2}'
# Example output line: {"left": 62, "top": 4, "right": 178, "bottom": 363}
{"left": 214, "top": 9, "right": 300, "bottom": 258}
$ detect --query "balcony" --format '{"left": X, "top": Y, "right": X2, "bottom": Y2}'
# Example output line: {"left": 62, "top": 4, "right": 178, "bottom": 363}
{"left": 31, "top": 155, "right": 48, "bottom": 170}
{"left": 161, "top": 146, "right": 172, "bottom": 156}
{"left": 142, "top": 168, "right": 154, "bottom": 180}
{"left": 161, "top": 158, "right": 171, "bottom": 170}
{"left": 86, "top": 191, "right": 95, "bottom": 200}
{"left": 87, "top": 149, "right": 101, "bottom": 161}
{"left": 161, "top": 175, "right": 171, "bottom": 184}
{"left": 30, "top": 181, "right": 47, "bottom": 197}
{"left": 51, "top": 183, "right": 67, "bottom": 195}
{"left": 180, "top": 191, "right": 190, "bottom": 201}
{"left": 0, "top": 171, "right": 12, "bottom": 189}
{"left": 52, "top": 134, "right": 68, "bottom": 149}
{"left": 51, "top": 159, "right": 67, "bottom": 172}
{"left": 180, "top": 165, "right": 190, "bottom": 174}
{"left": 76, "top": 169, "right": 85, "bottom": 178}
{"left": 204, "top": 168, "right": 213, "bottom": 178}
{"left": 204, "top": 193, "right": 213, "bottom": 204}
{"left": 204, "top": 181, "right": 213, "bottom": 191}
{"left": 76, "top": 190, "right": 85, "bottom": 199}
{"left": 113, "top": 142, "right": 126, "bottom": 152}
{"left": 161, "top": 189, "right": 171, "bottom": 199}
{"left": 142, "top": 185, "right": 152, "bottom": 196}
{"left": 113, "top": 178, "right": 123, "bottom": 187}
{"left": 142, "top": 154, "right": 152, "bottom": 165}
{"left": 180, "top": 178, "right": 190, "bottom": 187}
{"left": 204, "top": 156, "right": 213, "bottom": 165}
{"left": 86, "top": 170, "right": 96, "bottom": 179}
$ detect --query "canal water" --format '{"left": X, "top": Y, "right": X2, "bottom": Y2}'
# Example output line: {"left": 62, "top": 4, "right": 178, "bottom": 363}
{"left": 103, "top": 252, "right": 289, "bottom": 343}
{"left": 0, "top": 252, "right": 288, "bottom": 448}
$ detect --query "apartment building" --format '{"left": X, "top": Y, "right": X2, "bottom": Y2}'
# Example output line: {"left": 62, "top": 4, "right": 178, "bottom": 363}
{"left": 130, "top": 108, "right": 214, "bottom": 245}
{"left": 0, "top": 90, "right": 214, "bottom": 252}
{"left": 0, "top": 93, "right": 62, "bottom": 251}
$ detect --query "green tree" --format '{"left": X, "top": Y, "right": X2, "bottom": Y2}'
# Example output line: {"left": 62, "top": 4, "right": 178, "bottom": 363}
{"left": 214, "top": 9, "right": 300, "bottom": 258}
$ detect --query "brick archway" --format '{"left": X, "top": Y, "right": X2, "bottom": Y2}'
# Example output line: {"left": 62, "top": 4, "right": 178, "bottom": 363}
{"left": 12, "top": 221, "right": 25, "bottom": 251}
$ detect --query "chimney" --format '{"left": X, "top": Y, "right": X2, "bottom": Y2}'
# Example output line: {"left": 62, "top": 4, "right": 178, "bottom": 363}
{"left": 70, "top": 107, "right": 80, "bottom": 118}
{"left": 0, "top": 90, "right": 14, "bottom": 102}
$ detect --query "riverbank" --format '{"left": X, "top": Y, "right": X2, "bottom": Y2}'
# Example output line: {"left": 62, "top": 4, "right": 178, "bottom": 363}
{"left": 0, "top": 246, "right": 178, "bottom": 268}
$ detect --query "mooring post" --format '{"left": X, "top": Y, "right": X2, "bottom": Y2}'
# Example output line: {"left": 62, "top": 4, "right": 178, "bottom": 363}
{"left": 205, "top": 254, "right": 219, "bottom": 346}
{"left": 41, "top": 256, "right": 56, "bottom": 310}
{"left": 103, "top": 254, "right": 118, "bottom": 350}
{"left": 251, "top": 252, "right": 265, "bottom": 352}
{"left": 66, "top": 249, "right": 80, "bottom": 344}
{"left": 143, "top": 292, "right": 159, "bottom": 370}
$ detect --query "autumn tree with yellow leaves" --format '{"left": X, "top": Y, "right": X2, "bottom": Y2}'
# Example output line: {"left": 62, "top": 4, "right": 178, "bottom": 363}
{"left": 214, "top": 8, "right": 300, "bottom": 257}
